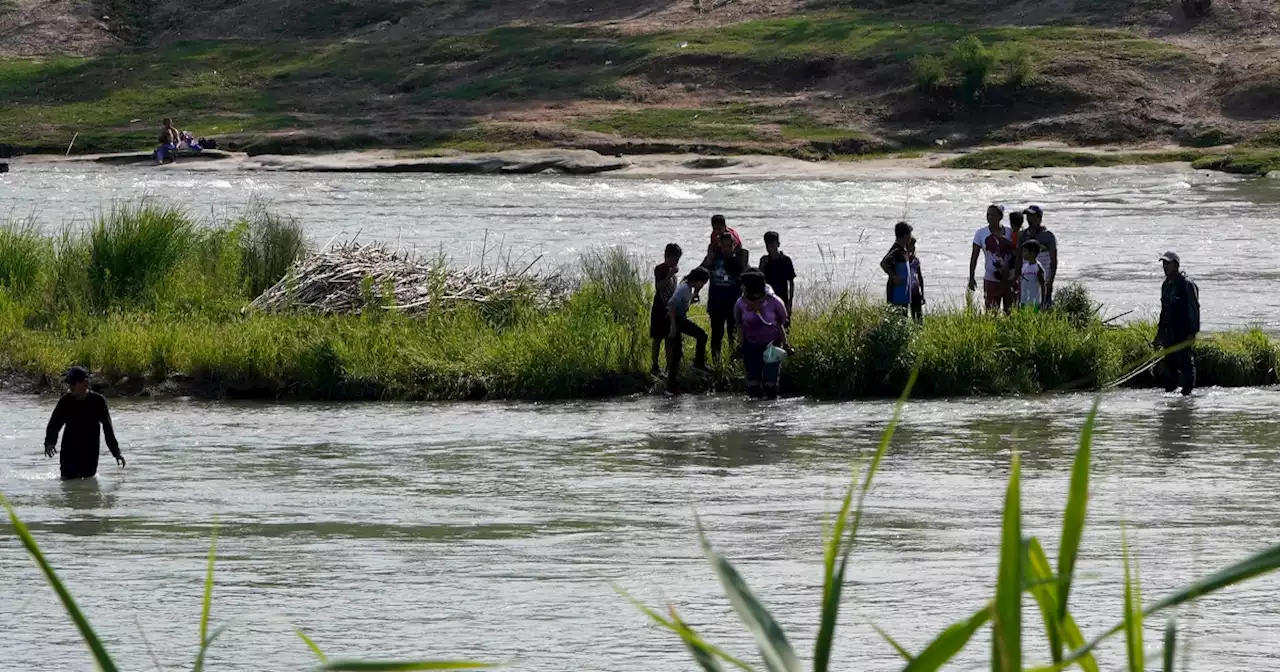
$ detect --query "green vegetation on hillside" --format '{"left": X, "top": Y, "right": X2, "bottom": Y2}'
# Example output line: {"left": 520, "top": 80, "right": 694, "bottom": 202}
{"left": 2, "top": 204, "right": 1276, "bottom": 400}
{"left": 0, "top": 10, "right": 1200, "bottom": 155}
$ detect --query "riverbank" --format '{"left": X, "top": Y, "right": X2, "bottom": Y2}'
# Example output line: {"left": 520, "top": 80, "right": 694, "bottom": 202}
{"left": 2, "top": 202, "right": 1277, "bottom": 400}
{"left": 13, "top": 144, "right": 1280, "bottom": 179}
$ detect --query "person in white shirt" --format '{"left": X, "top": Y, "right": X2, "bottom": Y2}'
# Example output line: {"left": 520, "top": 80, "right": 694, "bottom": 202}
{"left": 967, "top": 204, "right": 1016, "bottom": 313}
{"left": 1019, "top": 241, "right": 1047, "bottom": 309}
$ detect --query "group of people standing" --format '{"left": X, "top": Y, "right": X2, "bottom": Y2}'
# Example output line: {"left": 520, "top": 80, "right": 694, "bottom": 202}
{"left": 651, "top": 215, "right": 796, "bottom": 397}
{"left": 879, "top": 204, "right": 1059, "bottom": 321}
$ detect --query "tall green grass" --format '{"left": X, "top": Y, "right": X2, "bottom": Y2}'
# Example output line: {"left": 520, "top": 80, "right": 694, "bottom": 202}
{"left": 0, "top": 218, "right": 51, "bottom": 295}
{"left": 1, "top": 496, "right": 496, "bottom": 671}
{"left": 626, "top": 398, "right": 1280, "bottom": 670}
{"left": 88, "top": 203, "right": 196, "bottom": 308}
{"left": 1, "top": 202, "right": 1277, "bottom": 400}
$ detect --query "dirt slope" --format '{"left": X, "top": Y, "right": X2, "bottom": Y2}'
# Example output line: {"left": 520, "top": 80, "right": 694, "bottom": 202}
{"left": 1, "top": 0, "right": 1277, "bottom": 155}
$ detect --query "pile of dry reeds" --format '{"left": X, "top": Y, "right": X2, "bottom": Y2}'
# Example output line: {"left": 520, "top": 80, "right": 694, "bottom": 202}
{"left": 247, "top": 242, "right": 564, "bottom": 315}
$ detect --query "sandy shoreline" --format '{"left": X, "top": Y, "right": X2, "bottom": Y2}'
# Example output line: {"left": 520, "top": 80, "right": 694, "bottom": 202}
{"left": 6, "top": 142, "right": 1225, "bottom": 180}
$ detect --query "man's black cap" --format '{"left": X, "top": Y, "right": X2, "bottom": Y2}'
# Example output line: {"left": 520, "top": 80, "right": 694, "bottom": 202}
{"left": 64, "top": 366, "right": 89, "bottom": 383}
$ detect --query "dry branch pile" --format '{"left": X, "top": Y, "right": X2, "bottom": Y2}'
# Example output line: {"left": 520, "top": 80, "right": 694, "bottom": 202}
{"left": 247, "top": 242, "right": 565, "bottom": 316}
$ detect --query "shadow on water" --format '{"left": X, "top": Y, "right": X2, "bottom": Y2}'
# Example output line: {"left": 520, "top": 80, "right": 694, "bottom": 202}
{"left": 648, "top": 429, "right": 797, "bottom": 469}
{"left": 1155, "top": 398, "right": 1197, "bottom": 461}
{"left": 37, "top": 477, "right": 118, "bottom": 536}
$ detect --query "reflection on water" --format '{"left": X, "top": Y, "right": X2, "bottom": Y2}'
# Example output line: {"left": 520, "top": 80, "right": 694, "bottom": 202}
{"left": 4, "top": 389, "right": 1280, "bottom": 670}
{"left": 5, "top": 164, "right": 1280, "bottom": 330}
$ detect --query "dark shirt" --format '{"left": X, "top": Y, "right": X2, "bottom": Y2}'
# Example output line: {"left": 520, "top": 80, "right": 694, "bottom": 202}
{"left": 759, "top": 252, "right": 796, "bottom": 303}
{"left": 1158, "top": 272, "right": 1200, "bottom": 344}
{"left": 45, "top": 392, "right": 120, "bottom": 478}
{"left": 705, "top": 252, "right": 744, "bottom": 313}
{"left": 652, "top": 262, "right": 678, "bottom": 310}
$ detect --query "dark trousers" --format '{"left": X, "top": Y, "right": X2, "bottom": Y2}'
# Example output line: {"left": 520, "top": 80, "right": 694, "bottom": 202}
{"left": 666, "top": 318, "right": 708, "bottom": 393}
{"left": 742, "top": 341, "right": 781, "bottom": 398}
{"left": 1161, "top": 348, "right": 1196, "bottom": 395}
{"left": 910, "top": 294, "right": 923, "bottom": 323}
{"left": 709, "top": 310, "right": 735, "bottom": 360}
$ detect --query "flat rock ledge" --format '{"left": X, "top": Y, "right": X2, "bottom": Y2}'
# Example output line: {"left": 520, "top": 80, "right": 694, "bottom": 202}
{"left": 255, "top": 149, "right": 631, "bottom": 175}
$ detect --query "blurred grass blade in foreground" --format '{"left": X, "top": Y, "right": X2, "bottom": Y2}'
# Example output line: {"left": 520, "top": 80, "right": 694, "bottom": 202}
{"left": 1056, "top": 400, "right": 1097, "bottom": 662}
{"left": 815, "top": 370, "right": 916, "bottom": 672}
{"left": 1122, "top": 529, "right": 1143, "bottom": 672}
{"left": 1162, "top": 618, "right": 1177, "bottom": 672}
{"left": 2, "top": 496, "right": 119, "bottom": 672}
{"left": 992, "top": 451, "right": 1022, "bottom": 672}
{"left": 901, "top": 606, "right": 991, "bottom": 672}
{"left": 194, "top": 522, "right": 219, "bottom": 672}
{"left": 698, "top": 516, "right": 802, "bottom": 672}
{"left": 297, "top": 629, "right": 331, "bottom": 663}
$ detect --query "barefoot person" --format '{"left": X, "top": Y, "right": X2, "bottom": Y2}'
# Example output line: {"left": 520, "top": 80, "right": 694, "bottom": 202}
{"left": 1155, "top": 252, "right": 1201, "bottom": 395}
{"left": 649, "top": 243, "right": 683, "bottom": 377}
{"left": 44, "top": 367, "right": 126, "bottom": 479}
{"left": 666, "top": 267, "right": 712, "bottom": 394}
{"left": 735, "top": 270, "right": 789, "bottom": 399}
{"left": 969, "top": 205, "right": 1015, "bottom": 313}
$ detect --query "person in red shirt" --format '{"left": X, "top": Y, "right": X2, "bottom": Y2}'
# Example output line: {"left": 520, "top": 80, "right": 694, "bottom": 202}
{"left": 709, "top": 214, "right": 743, "bottom": 254}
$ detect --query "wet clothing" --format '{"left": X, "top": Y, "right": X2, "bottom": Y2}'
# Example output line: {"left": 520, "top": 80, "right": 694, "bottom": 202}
{"left": 758, "top": 252, "right": 796, "bottom": 306}
{"left": 742, "top": 342, "right": 781, "bottom": 398}
{"left": 1157, "top": 272, "right": 1200, "bottom": 395}
{"left": 45, "top": 392, "right": 120, "bottom": 480}
{"left": 1161, "top": 349, "right": 1196, "bottom": 395}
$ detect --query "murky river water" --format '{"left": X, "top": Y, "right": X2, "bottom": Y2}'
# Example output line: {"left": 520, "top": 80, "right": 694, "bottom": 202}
{"left": 4, "top": 389, "right": 1280, "bottom": 671}
{"left": 3, "top": 164, "right": 1280, "bottom": 669}
{"left": 3, "top": 162, "right": 1280, "bottom": 330}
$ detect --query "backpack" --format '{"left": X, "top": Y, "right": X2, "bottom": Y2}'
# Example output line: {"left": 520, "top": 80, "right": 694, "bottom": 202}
{"left": 1186, "top": 278, "right": 1200, "bottom": 335}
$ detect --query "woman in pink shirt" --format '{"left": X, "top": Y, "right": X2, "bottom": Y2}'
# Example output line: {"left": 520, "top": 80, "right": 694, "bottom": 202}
{"left": 734, "top": 270, "right": 790, "bottom": 399}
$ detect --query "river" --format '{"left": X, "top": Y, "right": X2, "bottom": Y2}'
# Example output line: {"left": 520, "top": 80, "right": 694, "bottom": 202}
{"left": 3, "top": 388, "right": 1280, "bottom": 670}
{"left": 3, "top": 163, "right": 1280, "bottom": 670}
{"left": 4, "top": 161, "right": 1280, "bottom": 330}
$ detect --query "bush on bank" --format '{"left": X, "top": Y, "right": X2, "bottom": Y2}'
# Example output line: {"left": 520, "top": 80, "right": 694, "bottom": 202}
{"left": 1, "top": 204, "right": 1276, "bottom": 400}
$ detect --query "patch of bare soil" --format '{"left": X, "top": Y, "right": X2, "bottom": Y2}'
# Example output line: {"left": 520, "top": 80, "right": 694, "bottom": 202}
{"left": 0, "top": 0, "right": 120, "bottom": 56}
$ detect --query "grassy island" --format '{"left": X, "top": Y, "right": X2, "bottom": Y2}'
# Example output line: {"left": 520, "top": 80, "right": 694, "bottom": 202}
{"left": 1, "top": 204, "right": 1276, "bottom": 400}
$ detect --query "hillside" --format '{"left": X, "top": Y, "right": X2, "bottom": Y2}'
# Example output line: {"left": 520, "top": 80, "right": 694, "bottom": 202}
{"left": 1, "top": 0, "right": 1278, "bottom": 157}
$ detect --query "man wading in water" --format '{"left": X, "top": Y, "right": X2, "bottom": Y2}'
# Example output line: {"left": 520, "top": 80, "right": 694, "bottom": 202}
{"left": 1155, "top": 252, "right": 1201, "bottom": 395}
{"left": 44, "top": 367, "right": 126, "bottom": 479}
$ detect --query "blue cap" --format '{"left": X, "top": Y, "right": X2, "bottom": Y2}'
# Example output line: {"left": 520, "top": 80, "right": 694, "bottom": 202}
{"left": 1025, "top": 205, "right": 1044, "bottom": 216}
{"left": 64, "top": 366, "right": 89, "bottom": 383}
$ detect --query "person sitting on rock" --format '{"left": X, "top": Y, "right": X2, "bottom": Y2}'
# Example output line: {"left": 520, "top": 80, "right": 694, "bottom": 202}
{"left": 155, "top": 118, "right": 180, "bottom": 164}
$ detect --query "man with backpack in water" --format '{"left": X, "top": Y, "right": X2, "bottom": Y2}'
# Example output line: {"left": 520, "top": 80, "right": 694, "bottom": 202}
{"left": 1154, "top": 252, "right": 1200, "bottom": 395}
